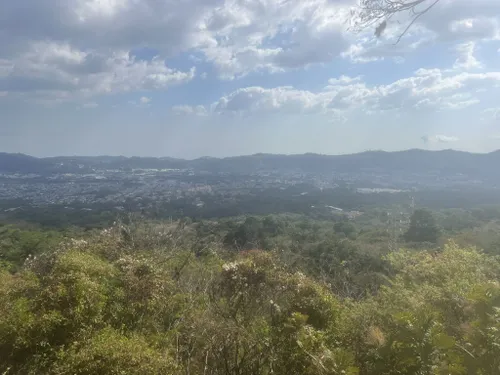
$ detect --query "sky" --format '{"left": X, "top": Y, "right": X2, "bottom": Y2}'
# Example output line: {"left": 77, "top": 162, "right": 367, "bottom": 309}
{"left": 0, "top": 0, "right": 499, "bottom": 158}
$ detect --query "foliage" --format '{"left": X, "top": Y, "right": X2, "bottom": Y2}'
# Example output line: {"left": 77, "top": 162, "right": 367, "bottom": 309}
{"left": 1, "top": 218, "right": 500, "bottom": 374}
{"left": 0, "top": 226, "right": 63, "bottom": 271}
{"left": 344, "top": 242, "right": 500, "bottom": 374}
{"left": 50, "top": 328, "right": 178, "bottom": 375}
{"left": 404, "top": 209, "right": 441, "bottom": 244}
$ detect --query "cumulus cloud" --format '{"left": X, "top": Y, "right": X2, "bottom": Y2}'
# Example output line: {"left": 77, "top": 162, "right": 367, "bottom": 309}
{"left": 453, "top": 42, "right": 483, "bottom": 70}
{"left": 342, "top": 34, "right": 432, "bottom": 63}
{"left": 179, "top": 68, "right": 500, "bottom": 118}
{"left": 343, "top": 0, "right": 500, "bottom": 63}
{"left": 1, "top": 0, "right": 203, "bottom": 101}
{"left": 212, "top": 86, "right": 326, "bottom": 114}
{"left": 422, "top": 0, "right": 500, "bottom": 41}
{"left": 200, "top": 0, "right": 353, "bottom": 78}
{"left": 0, "top": 0, "right": 354, "bottom": 85}
{"left": 0, "top": 0, "right": 499, "bottom": 102}
{"left": 422, "top": 135, "right": 459, "bottom": 144}
{"left": 0, "top": 40, "right": 195, "bottom": 102}
{"left": 376, "top": 69, "right": 499, "bottom": 111}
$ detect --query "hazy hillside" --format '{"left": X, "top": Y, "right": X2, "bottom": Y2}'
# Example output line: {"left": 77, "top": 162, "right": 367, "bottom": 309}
{"left": 0, "top": 153, "right": 48, "bottom": 173}
{"left": 2, "top": 149, "right": 500, "bottom": 184}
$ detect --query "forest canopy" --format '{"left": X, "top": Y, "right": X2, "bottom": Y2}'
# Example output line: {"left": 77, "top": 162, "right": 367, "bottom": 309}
{"left": 1, "top": 216, "right": 500, "bottom": 374}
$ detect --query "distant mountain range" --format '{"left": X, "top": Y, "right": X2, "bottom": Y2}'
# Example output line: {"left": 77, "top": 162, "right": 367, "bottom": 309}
{"left": 1, "top": 149, "right": 500, "bottom": 183}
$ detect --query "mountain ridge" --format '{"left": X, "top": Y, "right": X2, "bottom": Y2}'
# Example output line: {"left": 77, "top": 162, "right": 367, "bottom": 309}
{"left": 1, "top": 150, "right": 500, "bottom": 182}
{"left": 1, "top": 148, "right": 498, "bottom": 161}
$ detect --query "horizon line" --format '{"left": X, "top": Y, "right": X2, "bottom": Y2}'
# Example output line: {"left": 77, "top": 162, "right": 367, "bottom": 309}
{"left": 1, "top": 148, "right": 499, "bottom": 161}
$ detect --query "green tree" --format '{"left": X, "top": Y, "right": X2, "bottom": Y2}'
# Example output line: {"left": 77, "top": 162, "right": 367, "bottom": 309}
{"left": 404, "top": 209, "right": 440, "bottom": 243}
{"left": 334, "top": 221, "right": 357, "bottom": 239}
{"left": 224, "top": 217, "right": 264, "bottom": 249}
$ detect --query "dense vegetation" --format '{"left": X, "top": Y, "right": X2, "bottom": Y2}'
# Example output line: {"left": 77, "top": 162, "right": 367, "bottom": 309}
{"left": 4, "top": 185, "right": 500, "bottom": 230}
{"left": 1, "top": 208, "right": 500, "bottom": 374}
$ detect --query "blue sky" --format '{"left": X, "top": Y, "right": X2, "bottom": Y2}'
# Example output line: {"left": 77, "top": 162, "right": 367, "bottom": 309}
{"left": 0, "top": 0, "right": 499, "bottom": 158}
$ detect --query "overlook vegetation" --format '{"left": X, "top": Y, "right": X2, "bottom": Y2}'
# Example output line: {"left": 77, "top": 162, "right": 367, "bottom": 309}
{"left": 1, "top": 210, "right": 500, "bottom": 374}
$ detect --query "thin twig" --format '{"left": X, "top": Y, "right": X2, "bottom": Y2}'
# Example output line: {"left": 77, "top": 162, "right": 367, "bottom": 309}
{"left": 455, "top": 343, "right": 476, "bottom": 359}
{"left": 351, "top": 0, "right": 442, "bottom": 43}
{"left": 394, "top": 0, "right": 440, "bottom": 44}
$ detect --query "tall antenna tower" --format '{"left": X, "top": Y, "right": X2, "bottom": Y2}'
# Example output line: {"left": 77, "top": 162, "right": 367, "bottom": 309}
{"left": 388, "top": 204, "right": 400, "bottom": 252}
{"left": 410, "top": 195, "right": 415, "bottom": 214}
{"left": 388, "top": 195, "right": 416, "bottom": 252}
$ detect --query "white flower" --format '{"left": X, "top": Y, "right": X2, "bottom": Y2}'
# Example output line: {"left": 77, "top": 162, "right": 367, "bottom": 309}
{"left": 222, "top": 262, "right": 239, "bottom": 272}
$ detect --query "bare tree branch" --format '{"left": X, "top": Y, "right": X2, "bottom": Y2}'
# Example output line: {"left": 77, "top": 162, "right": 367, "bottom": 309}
{"left": 350, "top": 0, "right": 442, "bottom": 43}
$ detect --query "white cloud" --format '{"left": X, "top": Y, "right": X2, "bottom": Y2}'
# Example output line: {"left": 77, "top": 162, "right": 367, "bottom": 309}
{"left": 0, "top": 0, "right": 499, "bottom": 101}
{"left": 344, "top": 0, "right": 500, "bottom": 63}
{"left": 129, "top": 96, "right": 154, "bottom": 108}
{"left": 414, "top": 1, "right": 500, "bottom": 42}
{"left": 0, "top": 0, "right": 355, "bottom": 84}
{"left": 327, "top": 75, "right": 362, "bottom": 85}
{"left": 453, "top": 42, "right": 482, "bottom": 70}
{"left": 212, "top": 86, "right": 326, "bottom": 114}
{"left": 172, "top": 105, "right": 208, "bottom": 116}
{"left": 0, "top": 40, "right": 195, "bottom": 102}
{"left": 482, "top": 107, "right": 500, "bottom": 121}
{"left": 376, "top": 69, "right": 500, "bottom": 111}
{"left": 191, "top": 68, "right": 499, "bottom": 116}
{"left": 422, "top": 135, "right": 459, "bottom": 144}
{"left": 342, "top": 32, "right": 432, "bottom": 63}
{"left": 447, "top": 16, "right": 500, "bottom": 40}
{"left": 200, "top": 0, "right": 353, "bottom": 78}
{"left": 82, "top": 102, "right": 98, "bottom": 109}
